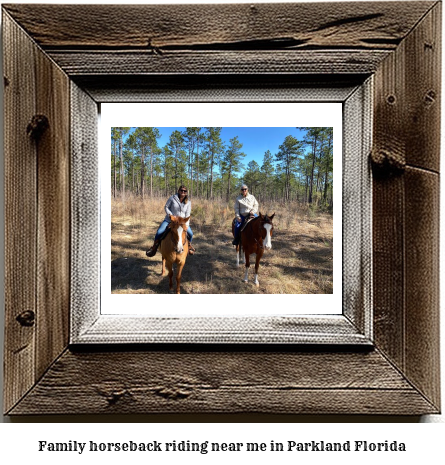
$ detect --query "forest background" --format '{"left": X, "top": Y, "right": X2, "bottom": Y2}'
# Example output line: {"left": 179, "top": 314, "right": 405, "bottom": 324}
{"left": 111, "top": 127, "right": 334, "bottom": 295}
{"left": 111, "top": 127, "right": 333, "bottom": 206}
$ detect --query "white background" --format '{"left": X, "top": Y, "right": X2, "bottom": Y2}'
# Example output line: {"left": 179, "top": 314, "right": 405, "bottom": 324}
{"left": 0, "top": 0, "right": 444, "bottom": 461}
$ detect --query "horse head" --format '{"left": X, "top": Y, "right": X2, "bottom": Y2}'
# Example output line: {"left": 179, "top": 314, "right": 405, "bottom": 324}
{"left": 169, "top": 215, "right": 189, "bottom": 254}
{"left": 259, "top": 212, "right": 275, "bottom": 250}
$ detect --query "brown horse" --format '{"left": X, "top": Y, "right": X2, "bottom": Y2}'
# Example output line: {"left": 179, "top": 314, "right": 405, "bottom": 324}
{"left": 233, "top": 213, "right": 275, "bottom": 286}
{"left": 160, "top": 215, "right": 189, "bottom": 294}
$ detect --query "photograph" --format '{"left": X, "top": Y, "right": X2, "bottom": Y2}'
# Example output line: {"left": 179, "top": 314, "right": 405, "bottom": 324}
{"left": 110, "top": 126, "right": 334, "bottom": 296}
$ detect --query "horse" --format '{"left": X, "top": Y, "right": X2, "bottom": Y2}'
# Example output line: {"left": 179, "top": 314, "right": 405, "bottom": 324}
{"left": 159, "top": 215, "right": 189, "bottom": 294}
{"left": 233, "top": 212, "right": 275, "bottom": 286}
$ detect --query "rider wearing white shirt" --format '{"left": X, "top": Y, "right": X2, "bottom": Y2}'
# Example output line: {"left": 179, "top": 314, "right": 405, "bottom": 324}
{"left": 233, "top": 184, "right": 259, "bottom": 246}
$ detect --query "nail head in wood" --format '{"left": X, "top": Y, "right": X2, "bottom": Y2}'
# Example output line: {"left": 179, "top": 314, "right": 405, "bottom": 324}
{"left": 16, "top": 310, "right": 35, "bottom": 327}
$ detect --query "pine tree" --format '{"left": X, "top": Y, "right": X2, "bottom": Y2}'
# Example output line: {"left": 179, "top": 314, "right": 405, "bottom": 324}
{"left": 221, "top": 136, "right": 245, "bottom": 202}
{"left": 275, "top": 135, "right": 303, "bottom": 202}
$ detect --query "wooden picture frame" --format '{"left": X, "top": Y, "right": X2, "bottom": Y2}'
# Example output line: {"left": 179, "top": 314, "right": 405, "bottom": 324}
{"left": 3, "top": 2, "right": 440, "bottom": 415}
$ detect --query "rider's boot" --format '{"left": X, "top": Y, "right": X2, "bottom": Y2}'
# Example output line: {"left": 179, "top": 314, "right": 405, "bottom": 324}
{"left": 188, "top": 241, "right": 196, "bottom": 255}
{"left": 146, "top": 239, "right": 160, "bottom": 257}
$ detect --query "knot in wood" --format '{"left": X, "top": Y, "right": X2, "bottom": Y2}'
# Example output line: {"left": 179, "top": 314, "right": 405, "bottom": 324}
{"left": 27, "top": 115, "right": 49, "bottom": 140}
{"left": 370, "top": 149, "right": 405, "bottom": 177}
{"left": 16, "top": 310, "right": 35, "bottom": 327}
{"left": 105, "top": 390, "right": 128, "bottom": 405}
{"left": 154, "top": 386, "right": 191, "bottom": 400}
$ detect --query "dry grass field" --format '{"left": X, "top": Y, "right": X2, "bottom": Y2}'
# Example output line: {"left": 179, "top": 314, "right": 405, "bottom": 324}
{"left": 111, "top": 195, "right": 333, "bottom": 294}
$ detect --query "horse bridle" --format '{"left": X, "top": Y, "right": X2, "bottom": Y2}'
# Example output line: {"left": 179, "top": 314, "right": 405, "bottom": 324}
{"left": 169, "top": 225, "right": 187, "bottom": 247}
{"left": 253, "top": 217, "right": 273, "bottom": 250}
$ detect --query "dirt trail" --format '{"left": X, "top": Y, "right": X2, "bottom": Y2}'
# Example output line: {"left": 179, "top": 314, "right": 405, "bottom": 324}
{"left": 111, "top": 198, "right": 333, "bottom": 294}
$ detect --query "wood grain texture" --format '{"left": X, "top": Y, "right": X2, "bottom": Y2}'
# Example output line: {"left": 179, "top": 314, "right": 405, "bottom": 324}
{"left": 70, "top": 83, "right": 99, "bottom": 339}
{"left": 8, "top": 349, "right": 437, "bottom": 415}
{"left": 372, "top": 3, "right": 441, "bottom": 411}
{"left": 404, "top": 168, "right": 440, "bottom": 408}
{"left": 77, "top": 75, "right": 364, "bottom": 103}
{"left": 3, "top": 10, "right": 71, "bottom": 412}
{"left": 404, "top": 2, "right": 441, "bottom": 172}
{"left": 3, "top": 2, "right": 441, "bottom": 416}
{"left": 372, "top": 175, "right": 405, "bottom": 369}
{"left": 74, "top": 316, "right": 370, "bottom": 345}
{"left": 2, "top": 2, "right": 435, "bottom": 50}
{"left": 342, "top": 80, "right": 372, "bottom": 336}
{"left": 3, "top": 12, "right": 37, "bottom": 414}
{"left": 35, "top": 37, "right": 71, "bottom": 381}
{"left": 47, "top": 50, "right": 390, "bottom": 76}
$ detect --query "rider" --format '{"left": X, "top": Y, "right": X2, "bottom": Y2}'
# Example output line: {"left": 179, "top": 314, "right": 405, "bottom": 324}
{"left": 232, "top": 184, "right": 259, "bottom": 246}
{"left": 146, "top": 185, "right": 195, "bottom": 257}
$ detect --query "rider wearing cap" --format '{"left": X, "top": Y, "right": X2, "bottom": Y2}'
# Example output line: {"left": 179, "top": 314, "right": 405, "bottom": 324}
{"left": 232, "top": 184, "right": 259, "bottom": 246}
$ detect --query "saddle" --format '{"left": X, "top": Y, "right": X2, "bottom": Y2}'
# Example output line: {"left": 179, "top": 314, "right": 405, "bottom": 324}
{"left": 159, "top": 225, "right": 171, "bottom": 243}
{"left": 232, "top": 216, "right": 256, "bottom": 233}
{"left": 241, "top": 216, "right": 256, "bottom": 232}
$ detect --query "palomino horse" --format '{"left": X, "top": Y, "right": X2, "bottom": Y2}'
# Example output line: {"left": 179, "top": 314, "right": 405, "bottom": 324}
{"left": 233, "top": 213, "right": 275, "bottom": 286}
{"left": 160, "top": 215, "right": 189, "bottom": 294}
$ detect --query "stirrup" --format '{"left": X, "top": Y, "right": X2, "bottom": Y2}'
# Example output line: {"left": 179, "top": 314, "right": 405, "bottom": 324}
{"left": 188, "top": 242, "right": 195, "bottom": 255}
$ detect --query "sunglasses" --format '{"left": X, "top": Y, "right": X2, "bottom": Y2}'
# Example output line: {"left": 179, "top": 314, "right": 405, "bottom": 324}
{"left": 241, "top": 188, "right": 247, "bottom": 191}
{"left": 179, "top": 189, "right": 187, "bottom": 192}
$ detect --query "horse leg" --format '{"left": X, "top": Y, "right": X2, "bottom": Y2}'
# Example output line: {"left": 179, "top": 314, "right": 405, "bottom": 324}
{"left": 236, "top": 244, "right": 240, "bottom": 268}
{"left": 243, "top": 252, "right": 250, "bottom": 283}
{"left": 161, "top": 257, "right": 166, "bottom": 276}
{"left": 176, "top": 263, "right": 184, "bottom": 294}
{"left": 166, "top": 262, "right": 173, "bottom": 291}
{"left": 254, "top": 250, "right": 263, "bottom": 287}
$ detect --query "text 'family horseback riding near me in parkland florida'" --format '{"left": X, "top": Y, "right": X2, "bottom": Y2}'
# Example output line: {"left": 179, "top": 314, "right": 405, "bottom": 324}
{"left": 37, "top": 439, "right": 406, "bottom": 454}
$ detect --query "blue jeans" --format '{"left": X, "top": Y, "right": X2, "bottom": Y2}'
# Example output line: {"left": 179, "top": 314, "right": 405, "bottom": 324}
{"left": 234, "top": 213, "right": 258, "bottom": 239}
{"left": 155, "top": 220, "right": 193, "bottom": 242}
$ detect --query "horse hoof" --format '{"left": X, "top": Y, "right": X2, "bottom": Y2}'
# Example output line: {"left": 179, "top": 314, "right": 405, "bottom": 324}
{"left": 254, "top": 282, "right": 259, "bottom": 287}
{"left": 243, "top": 279, "right": 248, "bottom": 283}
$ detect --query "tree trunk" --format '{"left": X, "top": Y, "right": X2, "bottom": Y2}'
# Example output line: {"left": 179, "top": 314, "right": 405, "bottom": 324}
{"left": 308, "top": 135, "right": 317, "bottom": 204}
{"left": 195, "top": 139, "right": 199, "bottom": 198}
{"left": 226, "top": 168, "right": 232, "bottom": 203}
{"left": 140, "top": 147, "right": 145, "bottom": 200}
{"left": 119, "top": 135, "right": 124, "bottom": 199}
{"left": 149, "top": 147, "right": 153, "bottom": 198}
{"left": 209, "top": 150, "right": 214, "bottom": 200}
{"left": 113, "top": 138, "right": 117, "bottom": 198}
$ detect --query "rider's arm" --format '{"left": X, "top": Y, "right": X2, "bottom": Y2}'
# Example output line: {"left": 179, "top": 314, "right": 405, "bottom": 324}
{"left": 253, "top": 196, "right": 259, "bottom": 214}
{"left": 164, "top": 196, "right": 174, "bottom": 217}
{"left": 185, "top": 201, "right": 191, "bottom": 227}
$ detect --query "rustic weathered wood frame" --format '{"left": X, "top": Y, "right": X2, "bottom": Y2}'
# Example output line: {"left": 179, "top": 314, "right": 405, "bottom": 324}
{"left": 3, "top": 2, "right": 441, "bottom": 415}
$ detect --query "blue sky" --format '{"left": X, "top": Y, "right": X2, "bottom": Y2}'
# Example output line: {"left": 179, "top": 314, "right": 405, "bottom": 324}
{"left": 124, "top": 127, "right": 308, "bottom": 168}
